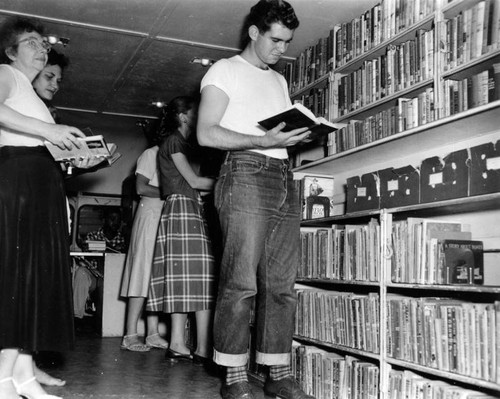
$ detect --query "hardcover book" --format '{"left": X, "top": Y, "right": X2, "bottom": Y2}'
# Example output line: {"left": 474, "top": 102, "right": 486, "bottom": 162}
{"left": 45, "top": 134, "right": 116, "bottom": 163}
{"left": 299, "top": 175, "right": 334, "bottom": 220}
{"left": 258, "top": 103, "right": 343, "bottom": 143}
{"left": 439, "top": 239, "right": 484, "bottom": 285}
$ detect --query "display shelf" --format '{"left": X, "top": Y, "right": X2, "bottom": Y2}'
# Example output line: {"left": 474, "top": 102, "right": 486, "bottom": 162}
{"left": 290, "top": 72, "right": 331, "bottom": 99}
{"left": 297, "top": 278, "right": 381, "bottom": 287}
{"left": 294, "top": 101, "right": 500, "bottom": 176}
{"left": 386, "top": 283, "right": 500, "bottom": 294}
{"left": 294, "top": 335, "right": 381, "bottom": 360}
{"left": 290, "top": 1, "right": 500, "bottom": 397}
{"left": 335, "top": 15, "right": 435, "bottom": 74}
{"left": 441, "top": 50, "right": 500, "bottom": 80}
{"left": 333, "top": 78, "right": 434, "bottom": 122}
{"left": 387, "top": 357, "right": 500, "bottom": 393}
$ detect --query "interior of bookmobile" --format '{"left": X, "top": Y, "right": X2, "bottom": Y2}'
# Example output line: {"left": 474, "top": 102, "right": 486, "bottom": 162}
{"left": 1, "top": 0, "right": 500, "bottom": 397}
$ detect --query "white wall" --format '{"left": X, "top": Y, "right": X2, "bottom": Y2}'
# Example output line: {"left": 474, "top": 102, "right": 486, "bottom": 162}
{"left": 60, "top": 110, "right": 152, "bottom": 195}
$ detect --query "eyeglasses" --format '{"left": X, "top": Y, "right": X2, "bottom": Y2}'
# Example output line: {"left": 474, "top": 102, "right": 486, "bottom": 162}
{"left": 16, "top": 37, "right": 52, "bottom": 53}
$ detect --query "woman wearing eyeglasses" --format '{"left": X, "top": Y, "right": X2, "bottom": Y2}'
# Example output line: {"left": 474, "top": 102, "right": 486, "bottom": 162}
{"left": 0, "top": 17, "right": 88, "bottom": 399}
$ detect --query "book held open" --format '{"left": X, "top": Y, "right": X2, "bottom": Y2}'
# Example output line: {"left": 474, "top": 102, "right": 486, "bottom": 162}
{"left": 257, "top": 103, "right": 344, "bottom": 143}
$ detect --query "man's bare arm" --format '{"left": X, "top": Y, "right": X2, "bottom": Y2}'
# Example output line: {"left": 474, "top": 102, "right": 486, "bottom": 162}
{"left": 197, "top": 85, "right": 309, "bottom": 150}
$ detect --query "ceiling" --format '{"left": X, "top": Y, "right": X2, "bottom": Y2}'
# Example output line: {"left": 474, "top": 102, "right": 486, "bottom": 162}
{"left": 0, "top": 0, "right": 376, "bottom": 123}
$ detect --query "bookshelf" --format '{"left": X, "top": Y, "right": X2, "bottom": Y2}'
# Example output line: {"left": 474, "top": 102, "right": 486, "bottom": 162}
{"left": 285, "top": 0, "right": 500, "bottom": 398}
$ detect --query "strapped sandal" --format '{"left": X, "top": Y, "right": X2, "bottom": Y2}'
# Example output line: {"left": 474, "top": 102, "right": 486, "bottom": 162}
{"left": 13, "top": 376, "right": 61, "bottom": 399}
{"left": 145, "top": 333, "right": 169, "bottom": 349}
{"left": 120, "top": 334, "right": 151, "bottom": 352}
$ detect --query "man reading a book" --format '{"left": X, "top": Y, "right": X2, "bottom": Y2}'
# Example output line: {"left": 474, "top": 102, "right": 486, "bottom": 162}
{"left": 197, "top": 1, "right": 313, "bottom": 398}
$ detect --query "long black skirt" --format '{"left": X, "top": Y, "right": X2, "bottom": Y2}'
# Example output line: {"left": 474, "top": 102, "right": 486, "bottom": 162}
{"left": 0, "top": 146, "right": 74, "bottom": 352}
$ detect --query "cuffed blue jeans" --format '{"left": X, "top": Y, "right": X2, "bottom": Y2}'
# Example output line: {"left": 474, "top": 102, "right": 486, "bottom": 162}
{"left": 213, "top": 151, "right": 300, "bottom": 367}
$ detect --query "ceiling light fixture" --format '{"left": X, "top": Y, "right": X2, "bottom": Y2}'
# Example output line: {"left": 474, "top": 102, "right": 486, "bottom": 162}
{"left": 151, "top": 101, "right": 166, "bottom": 108}
{"left": 190, "top": 57, "right": 214, "bottom": 67}
{"left": 46, "top": 35, "right": 70, "bottom": 47}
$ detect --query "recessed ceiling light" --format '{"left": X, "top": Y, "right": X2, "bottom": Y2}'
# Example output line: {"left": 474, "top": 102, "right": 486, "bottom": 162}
{"left": 190, "top": 57, "right": 214, "bottom": 67}
{"left": 46, "top": 35, "right": 70, "bottom": 46}
{"left": 151, "top": 101, "right": 166, "bottom": 108}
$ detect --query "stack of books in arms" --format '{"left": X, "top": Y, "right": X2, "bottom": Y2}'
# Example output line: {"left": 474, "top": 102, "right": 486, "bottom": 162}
{"left": 86, "top": 240, "right": 106, "bottom": 252}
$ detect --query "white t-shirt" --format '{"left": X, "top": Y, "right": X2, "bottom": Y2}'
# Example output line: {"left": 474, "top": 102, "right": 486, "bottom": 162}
{"left": 135, "top": 146, "right": 159, "bottom": 188}
{"left": 200, "top": 55, "right": 292, "bottom": 159}
{"left": 0, "top": 64, "right": 54, "bottom": 147}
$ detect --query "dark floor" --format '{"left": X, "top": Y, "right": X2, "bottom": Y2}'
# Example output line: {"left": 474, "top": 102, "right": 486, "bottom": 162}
{"left": 35, "top": 321, "right": 269, "bottom": 399}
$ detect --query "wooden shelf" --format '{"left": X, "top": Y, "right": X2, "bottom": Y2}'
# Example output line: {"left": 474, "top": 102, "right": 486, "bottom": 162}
{"left": 293, "top": 335, "right": 380, "bottom": 361}
{"left": 387, "top": 282, "right": 500, "bottom": 294}
{"left": 387, "top": 358, "right": 500, "bottom": 393}
{"left": 294, "top": 101, "right": 500, "bottom": 176}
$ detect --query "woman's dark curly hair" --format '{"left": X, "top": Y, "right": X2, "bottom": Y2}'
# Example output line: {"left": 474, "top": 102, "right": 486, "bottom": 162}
{"left": 240, "top": 0, "right": 300, "bottom": 48}
{"left": 47, "top": 49, "right": 69, "bottom": 71}
{"left": 0, "top": 16, "right": 45, "bottom": 64}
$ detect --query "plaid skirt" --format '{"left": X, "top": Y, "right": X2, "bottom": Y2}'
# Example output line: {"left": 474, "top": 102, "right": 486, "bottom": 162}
{"left": 146, "top": 194, "right": 216, "bottom": 313}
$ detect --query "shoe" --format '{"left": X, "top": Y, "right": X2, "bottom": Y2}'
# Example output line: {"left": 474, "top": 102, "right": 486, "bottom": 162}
{"left": 120, "top": 334, "right": 151, "bottom": 352}
{"left": 13, "top": 376, "right": 62, "bottom": 399}
{"left": 165, "top": 348, "right": 193, "bottom": 362}
{"left": 145, "top": 333, "right": 169, "bottom": 349}
{"left": 220, "top": 381, "right": 254, "bottom": 399}
{"left": 0, "top": 377, "right": 21, "bottom": 399}
{"left": 264, "top": 376, "right": 315, "bottom": 399}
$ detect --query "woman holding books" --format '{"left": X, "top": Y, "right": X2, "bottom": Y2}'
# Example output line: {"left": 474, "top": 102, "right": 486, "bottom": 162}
{"left": 0, "top": 16, "right": 89, "bottom": 399}
{"left": 146, "top": 96, "right": 217, "bottom": 364}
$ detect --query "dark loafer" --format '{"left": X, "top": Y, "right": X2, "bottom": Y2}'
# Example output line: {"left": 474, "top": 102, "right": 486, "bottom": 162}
{"left": 165, "top": 348, "right": 193, "bottom": 361}
{"left": 220, "top": 381, "right": 254, "bottom": 399}
{"left": 264, "top": 376, "right": 315, "bottom": 399}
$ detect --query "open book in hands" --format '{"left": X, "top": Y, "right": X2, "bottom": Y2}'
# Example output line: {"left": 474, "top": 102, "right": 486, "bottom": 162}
{"left": 258, "top": 103, "right": 343, "bottom": 143}
{"left": 45, "top": 133, "right": 120, "bottom": 166}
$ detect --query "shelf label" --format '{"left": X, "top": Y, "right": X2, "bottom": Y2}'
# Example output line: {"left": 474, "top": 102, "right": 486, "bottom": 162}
{"left": 429, "top": 172, "right": 443, "bottom": 186}
{"left": 387, "top": 179, "right": 399, "bottom": 191}
{"left": 356, "top": 187, "right": 367, "bottom": 197}
{"left": 486, "top": 156, "right": 500, "bottom": 170}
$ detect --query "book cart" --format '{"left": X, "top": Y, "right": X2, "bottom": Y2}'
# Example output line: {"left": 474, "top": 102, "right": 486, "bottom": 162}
{"left": 267, "top": 0, "right": 500, "bottom": 398}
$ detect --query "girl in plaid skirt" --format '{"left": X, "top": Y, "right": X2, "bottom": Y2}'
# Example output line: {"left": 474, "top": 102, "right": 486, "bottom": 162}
{"left": 146, "top": 96, "right": 216, "bottom": 363}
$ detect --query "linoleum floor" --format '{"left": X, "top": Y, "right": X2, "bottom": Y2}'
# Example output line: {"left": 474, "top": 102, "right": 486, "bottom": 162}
{"left": 36, "top": 324, "right": 268, "bottom": 399}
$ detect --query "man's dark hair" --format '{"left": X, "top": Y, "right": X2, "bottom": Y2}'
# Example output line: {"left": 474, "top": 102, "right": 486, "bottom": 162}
{"left": 0, "top": 16, "right": 45, "bottom": 64}
{"left": 240, "top": 0, "right": 299, "bottom": 48}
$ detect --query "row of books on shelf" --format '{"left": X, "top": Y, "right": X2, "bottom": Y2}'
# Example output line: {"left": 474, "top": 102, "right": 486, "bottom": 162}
{"left": 386, "top": 295, "right": 500, "bottom": 383}
{"left": 327, "top": 87, "right": 435, "bottom": 155}
{"left": 282, "top": 0, "right": 437, "bottom": 92}
{"left": 388, "top": 367, "right": 498, "bottom": 399}
{"left": 391, "top": 217, "right": 484, "bottom": 285}
{"left": 336, "top": 27, "right": 435, "bottom": 117}
{"left": 290, "top": 343, "right": 498, "bottom": 399}
{"left": 299, "top": 220, "right": 380, "bottom": 282}
{"left": 292, "top": 344, "right": 379, "bottom": 399}
{"left": 442, "top": 63, "right": 500, "bottom": 118}
{"left": 283, "top": 33, "right": 333, "bottom": 94}
{"left": 295, "top": 288, "right": 380, "bottom": 354}
{"left": 300, "top": 64, "right": 498, "bottom": 158}
{"left": 334, "top": 0, "right": 436, "bottom": 68}
{"left": 293, "top": 82, "right": 332, "bottom": 122}
{"left": 442, "top": 0, "right": 500, "bottom": 70}
{"left": 346, "top": 141, "right": 500, "bottom": 213}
